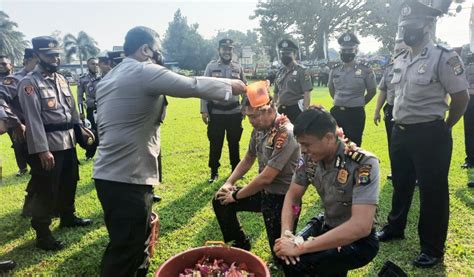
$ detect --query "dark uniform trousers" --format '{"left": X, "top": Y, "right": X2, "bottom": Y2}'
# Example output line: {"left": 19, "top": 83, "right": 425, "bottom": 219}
{"left": 95, "top": 179, "right": 153, "bottom": 277}
{"left": 208, "top": 113, "right": 243, "bottom": 172}
{"left": 7, "top": 130, "right": 28, "bottom": 171}
{"left": 330, "top": 106, "right": 365, "bottom": 146}
{"left": 278, "top": 105, "right": 302, "bottom": 124}
{"left": 388, "top": 120, "right": 452, "bottom": 258}
{"left": 28, "top": 148, "right": 78, "bottom": 234}
{"left": 383, "top": 104, "right": 394, "bottom": 159}
{"left": 85, "top": 106, "right": 98, "bottom": 158}
{"left": 283, "top": 229, "right": 379, "bottom": 277}
{"left": 212, "top": 191, "right": 293, "bottom": 261}
{"left": 464, "top": 96, "right": 474, "bottom": 164}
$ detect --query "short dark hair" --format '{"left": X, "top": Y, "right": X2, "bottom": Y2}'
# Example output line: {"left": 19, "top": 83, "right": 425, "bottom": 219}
{"left": 293, "top": 108, "right": 337, "bottom": 139}
{"left": 87, "top": 57, "right": 98, "bottom": 63}
{"left": 123, "top": 26, "right": 159, "bottom": 56}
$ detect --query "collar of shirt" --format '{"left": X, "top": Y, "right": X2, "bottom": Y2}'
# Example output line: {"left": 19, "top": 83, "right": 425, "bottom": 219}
{"left": 317, "top": 140, "right": 346, "bottom": 171}
{"left": 407, "top": 41, "right": 433, "bottom": 66}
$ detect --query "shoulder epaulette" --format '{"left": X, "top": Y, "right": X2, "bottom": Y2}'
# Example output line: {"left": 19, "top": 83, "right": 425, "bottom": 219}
{"left": 331, "top": 63, "right": 342, "bottom": 70}
{"left": 394, "top": 49, "right": 408, "bottom": 60}
{"left": 436, "top": 44, "right": 453, "bottom": 52}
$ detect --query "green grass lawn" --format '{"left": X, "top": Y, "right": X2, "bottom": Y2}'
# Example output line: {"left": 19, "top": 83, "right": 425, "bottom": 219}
{"left": 0, "top": 84, "right": 473, "bottom": 276}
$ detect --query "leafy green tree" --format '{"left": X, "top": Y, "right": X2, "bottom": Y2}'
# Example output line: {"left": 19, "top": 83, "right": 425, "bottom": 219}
{"left": 0, "top": 11, "right": 28, "bottom": 65}
{"left": 63, "top": 31, "right": 100, "bottom": 74}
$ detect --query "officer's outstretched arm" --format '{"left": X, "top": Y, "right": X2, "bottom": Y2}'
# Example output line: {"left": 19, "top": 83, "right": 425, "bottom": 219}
{"left": 280, "top": 183, "right": 307, "bottom": 235}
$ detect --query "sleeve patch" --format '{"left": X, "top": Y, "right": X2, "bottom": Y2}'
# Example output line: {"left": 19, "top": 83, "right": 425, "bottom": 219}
{"left": 357, "top": 164, "right": 372, "bottom": 185}
{"left": 447, "top": 56, "right": 464, "bottom": 76}
{"left": 24, "top": 85, "right": 34, "bottom": 95}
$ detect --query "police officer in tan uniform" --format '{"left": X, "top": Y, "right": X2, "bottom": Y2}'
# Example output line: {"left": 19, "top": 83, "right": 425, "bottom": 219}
{"left": 201, "top": 38, "right": 247, "bottom": 183}
{"left": 77, "top": 57, "right": 101, "bottom": 159}
{"left": 213, "top": 92, "right": 300, "bottom": 263}
{"left": 329, "top": 32, "right": 377, "bottom": 147}
{"left": 374, "top": 40, "right": 407, "bottom": 180}
{"left": 93, "top": 26, "right": 246, "bottom": 276}
{"left": 274, "top": 39, "right": 313, "bottom": 123}
{"left": 377, "top": 1, "right": 470, "bottom": 268}
{"left": 274, "top": 107, "right": 379, "bottom": 276}
{"left": 18, "top": 36, "right": 92, "bottom": 251}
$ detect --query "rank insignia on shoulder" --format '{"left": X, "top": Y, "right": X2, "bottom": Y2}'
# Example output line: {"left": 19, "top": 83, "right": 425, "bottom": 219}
{"left": 275, "top": 131, "right": 288, "bottom": 149}
{"left": 357, "top": 164, "right": 371, "bottom": 185}
{"left": 347, "top": 151, "right": 366, "bottom": 163}
{"left": 447, "top": 56, "right": 464, "bottom": 76}
{"left": 337, "top": 168, "right": 349, "bottom": 185}
{"left": 24, "top": 85, "right": 34, "bottom": 95}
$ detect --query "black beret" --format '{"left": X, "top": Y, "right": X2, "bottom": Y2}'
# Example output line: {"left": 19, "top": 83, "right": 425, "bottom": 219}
{"left": 32, "top": 36, "right": 62, "bottom": 54}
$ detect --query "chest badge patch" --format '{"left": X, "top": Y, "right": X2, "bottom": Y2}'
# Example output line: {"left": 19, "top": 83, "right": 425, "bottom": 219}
{"left": 24, "top": 85, "right": 34, "bottom": 95}
{"left": 418, "top": 63, "right": 427, "bottom": 74}
{"left": 337, "top": 168, "right": 349, "bottom": 185}
{"left": 292, "top": 70, "right": 297, "bottom": 76}
{"left": 355, "top": 69, "right": 362, "bottom": 76}
{"left": 47, "top": 99, "right": 56, "bottom": 108}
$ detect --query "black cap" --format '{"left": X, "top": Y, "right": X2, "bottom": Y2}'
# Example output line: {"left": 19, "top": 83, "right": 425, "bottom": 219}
{"left": 219, "top": 38, "right": 234, "bottom": 48}
{"left": 107, "top": 50, "right": 125, "bottom": 62}
{"left": 24, "top": 48, "right": 35, "bottom": 59}
{"left": 278, "top": 39, "right": 298, "bottom": 51}
{"left": 98, "top": 56, "right": 110, "bottom": 63}
{"left": 398, "top": 0, "right": 446, "bottom": 28}
{"left": 337, "top": 32, "right": 360, "bottom": 50}
{"left": 32, "top": 36, "right": 62, "bottom": 54}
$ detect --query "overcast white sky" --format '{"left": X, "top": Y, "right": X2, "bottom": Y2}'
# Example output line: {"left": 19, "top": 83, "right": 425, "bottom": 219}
{"left": 1, "top": 0, "right": 473, "bottom": 54}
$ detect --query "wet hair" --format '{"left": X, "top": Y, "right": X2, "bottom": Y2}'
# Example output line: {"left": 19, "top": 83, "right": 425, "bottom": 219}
{"left": 123, "top": 26, "right": 159, "bottom": 56}
{"left": 293, "top": 107, "right": 337, "bottom": 139}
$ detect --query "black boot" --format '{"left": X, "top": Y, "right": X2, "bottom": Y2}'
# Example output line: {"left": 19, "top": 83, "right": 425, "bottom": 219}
{"left": 21, "top": 194, "right": 34, "bottom": 218}
{"left": 208, "top": 169, "right": 219, "bottom": 183}
{"left": 34, "top": 224, "right": 64, "bottom": 251}
{"left": 232, "top": 236, "right": 251, "bottom": 251}
{"left": 0, "top": 260, "right": 16, "bottom": 272}
{"left": 59, "top": 214, "right": 92, "bottom": 228}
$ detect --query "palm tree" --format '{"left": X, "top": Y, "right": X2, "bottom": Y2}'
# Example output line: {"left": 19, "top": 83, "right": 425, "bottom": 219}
{"left": 63, "top": 31, "right": 100, "bottom": 74}
{"left": 0, "top": 11, "right": 29, "bottom": 65}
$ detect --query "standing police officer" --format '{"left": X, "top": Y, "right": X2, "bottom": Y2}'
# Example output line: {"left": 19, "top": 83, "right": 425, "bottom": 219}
{"left": 77, "top": 57, "right": 101, "bottom": 160}
{"left": 274, "top": 39, "right": 313, "bottom": 123}
{"left": 463, "top": 53, "right": 474, "bottom": 173}
{"left": 329, "top": 32, "right": 377, "bottom": 146}
{"left": 93, "top": 26, "right": 246, "bottom": 276}
{"left": 377, "top": 1, "right": 469, "bottom": 268}
{"left": 18, "top": 36, "right": 92, "bottom": 251}
{"left": 201, "top": 38, "right": 247, "bottom": 183}
{"left": 274, "top": 107, "right": 380, "bottom": 276}
{"left": 374, "top": 40, "right": 407, "bottom": 180}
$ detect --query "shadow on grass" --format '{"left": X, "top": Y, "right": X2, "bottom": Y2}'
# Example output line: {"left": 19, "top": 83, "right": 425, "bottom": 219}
{"left": 455, "top": 187, "right": 474, "bottom": 211}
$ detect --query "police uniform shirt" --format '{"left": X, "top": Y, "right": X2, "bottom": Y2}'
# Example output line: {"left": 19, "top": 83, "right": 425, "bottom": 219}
{"left": 465, "top": 62, "right": 474, "bottom": 95}
{"left": 274, "top": 63, "right": 313, "bottom": 106}
{"left": 13, "top": 68, "right": 29, "bottom": 79}
{"left": 328, "top": 63, "right": 377, "bottom": 107}
{"left": 292, "top": 141, "right": 379, "bottom": 228}
{"left": 0, "top": 75, "right": 24, "bottom": 122}
{"left": 84, "top": 75, "right": 101, "bottom": 109}
{"left": 247, "top": 114, "right": 301, "bottom": 195}
{"left": 392, "top": 42, "right": 469, "bottom": 124}
{"left": 77, "top": 73, "right": 96, "bottom": 109}
{"left": 378, "top": 63, "right": 395, "bottom": 106}
{"left": 93, "top": 57, "right": 234, "bottom": 185}
{"left": 200, "top": 59, "right": 247, "bottom": 115}
{"left": 18, "top": 66, "right": 80, "bottom": 154}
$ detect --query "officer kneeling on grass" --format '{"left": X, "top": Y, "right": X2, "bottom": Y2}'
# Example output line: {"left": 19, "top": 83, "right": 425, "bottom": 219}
{"left": 274, "top": 107, "right": 380, "bottom": 277}
{"left": 213, "top": 88, "right": 300, "bottom": 266}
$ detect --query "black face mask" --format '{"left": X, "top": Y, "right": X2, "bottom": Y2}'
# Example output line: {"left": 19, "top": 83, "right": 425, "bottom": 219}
{"left": 152, "top": 50, "right": 164, "bottom": 66}
{"left": 340, "top": 53, "right": 356, "bottom": 63}
{"left": 403, "top": 27, "right": 425, "bottom": 47}
{"left": 281, "top": 56, "right": 293, "bottom": 66}
{"left": 39, "top": 57, "right": 60, "bottom": 73}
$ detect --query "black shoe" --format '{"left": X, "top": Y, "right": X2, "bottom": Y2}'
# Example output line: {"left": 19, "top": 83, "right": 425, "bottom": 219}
{"left": 0, "top": 260, "right": 16, "bottom": 272}
{"left": 59, "top": 215, "right": 92, "bottom": 228}
{"left": 387, "top": 173, "right": 392, "bottom": 180}
{"left": 412, "top": 252, "right": 443, "bottom": 268}
{"left": 376, "top": 226, "right": 404, "bottom": 242}
{"left": 461, "top": 162, "right": 474, "bottom": 169}
{"left": 153, "top": 195, "right": 162, "bottom": 203}
{"left": 36, "top": 236, "right": 64, "bottom": 251}
{"left": 16, "top": 168, "right": 28, "bottom": 177}
{"left": 232, "top": 237, "right": 251, "bottom": 251}
{"left": 468, "top": 182, "right": 474, "bottom": 188}
{"left": 208, "top": 172, "right": 219, "bottom": 183}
